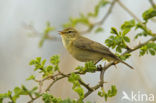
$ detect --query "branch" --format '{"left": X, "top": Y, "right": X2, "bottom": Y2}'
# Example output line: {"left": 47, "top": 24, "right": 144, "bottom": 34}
{"left": 117, "top": 0, "right": 156, "bottom": 37}
{"left": 82, "top": 36, "right": 156, "bottom": 99}
{"left": 124, "top": 37, "right": 156, "bottom": 54}
{"left": 28, "top": 36, "right": 156, "bottom": 103}
{"left": 26, "top": 38, "right": 156, "bottom": 103}
{"left": 27, "top": 71, "right": 86, "bottom": 103}
{"left": 84, "top": 80, "right": 103, "bottom": 99}
{"left": 149, "top": 0, "right": 156, "bottom": 9}
{"left": 96, "top": 0, "right": 119, "bottom": 25}
{"left": 81, "top": 0, "right": 118, "bottom": 34}
{"left": 79, "top": 79, "right": 93, "bottom": 91}
{"left": 117, "top": 0, "right": 142, "bottom": 23}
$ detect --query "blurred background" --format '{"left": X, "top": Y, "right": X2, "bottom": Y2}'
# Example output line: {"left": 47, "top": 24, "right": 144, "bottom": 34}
{"left": 0, "top": 0, "right": 156, "bottom": 103}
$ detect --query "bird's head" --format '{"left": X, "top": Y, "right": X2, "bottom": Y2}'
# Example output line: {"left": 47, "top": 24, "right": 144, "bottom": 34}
{"left": 59, "top": 27, "right": 79, "bottom": 39}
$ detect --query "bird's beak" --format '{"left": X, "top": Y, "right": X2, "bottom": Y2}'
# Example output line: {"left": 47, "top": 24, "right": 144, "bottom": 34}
{"left": 58, "top": 31, "right": 64, "bottom": 35}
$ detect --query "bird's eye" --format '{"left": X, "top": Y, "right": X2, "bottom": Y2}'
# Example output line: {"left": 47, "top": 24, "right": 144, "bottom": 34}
{"left": 68, "top": 31, "right": 72, "bottom": 33}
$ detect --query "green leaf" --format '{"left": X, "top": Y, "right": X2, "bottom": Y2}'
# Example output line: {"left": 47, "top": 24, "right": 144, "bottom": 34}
{"left": 65, "top": 15, "right": 90, "bottom": 27}
{"left": 39, "top": 22, "right": 55, "bottom": 47}
{"left": 7, "top": 91, "right": 12, "bottom": 96}
{"left": 36, "top": 57, "right": 41, "bottom": 63}
{"left": 26, "top": 75, "right": 35, "bottom": 81}
{"left": 149, "top": 49, "right": 155, "bottom": 55}
{"left": 142, "top": 8, "right": 156, "bottom": 21}
{"left": 61, "top": 99, "right": 75, "bottom": 103}
{"left": 84, "top": 61, "right": 97, "bottom": 72}
{"left": 121, "top": 19, "right": 135, "bottom": 35}
{"left": 98, "top": 85, "right": 117, "bottom": 101}
{"left": 14, "top": 87, "right": 23, "bottom": 98}
{"left": 12, "top": 86, "right": 29, "bottom": 102}
{"left": 0, "top": 92, "right": 10, "bottom": 103}
{"left": 104, "top": 94, "right": 108, "bottom": 101}
{"left": 46, "top": 65, "right": 53, "bottom": 73}
{"left": 42, "top": 93, "right": 53, "bottom": 103}
{"left": 123, "top": 36, "right": 130, "bottom": 42}
{"left": 95, "top": 27, "right": 104, "bottom": 33}
{"left": 74, "top": 87, "right": 84, "bottom": 98}
{"left": 0, "top": 93, "right": 9, "bottom": 98}
{"left": 147, "top": 42, "right": 156, "bottom": 49}
{"left": 44, "top": 22, "right": 55, "bottom": 34}
{"left": 110, "top": 27, "right": 118, "bottom": 35}
{"left": 31, "top": 87, "right": 38, "bottom": 93}
{"left": 98, "top": 91, "right": 104, "bottom": 97}
{"left": 75, "top": 61, "right": 96, "bottom": 73}
{"left": 29, "top": 60, "right": 37, "bottom": 65}
{"left": 121, "top": 19, "right": 135, "bottom": 30}
{"left": 39, "top": 38, "right": 45, "bottom": 48}
{"left": 88, "top": 0, "right": 109, "bottom": 17}
{"left": 118, "top": 53, "right": 131, "bottom": 60}
{"left": 75, "top": 66, "right": 84, "bottom": 72}
{"left": 68, "top": 73, "right": 84, "bottom": 99}
{"left": 41, "top": 59, "right": 46, "bottom": 66}
{"left": 109, "top": 85, "right": 117, "bottom": 97}
{"left": 116, "top": 46, "right": 122, "bottom": 53}
{"left": 34, "top": 92, "right": 41, "bottom": 97}
{"left": 68, "top": 73, "right": 80, "bottom": 82}
{"left": 135, "top": 32, "right": 148, "bottom": 39}
{"left": 50, "top": 55, "right": 60, "bottom": 65}
{"left": 140, "top": 43, "right": 156, "bottom": 56}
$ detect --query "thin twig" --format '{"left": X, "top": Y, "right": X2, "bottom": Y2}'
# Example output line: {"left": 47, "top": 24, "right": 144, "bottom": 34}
{"left": 38, "top": 82, "right": 43, "bottom": 93}
{"left": 149, "top": 0, "right": 156, "bottom": 9}
{"left": 82, "top": 36, "right": 156, "bottom": 99}
{"left": 45, "top": 71, "right": 87, "bottom": 92}
{"left": 96, "top": 0, "right": 119, "bottom": 25}
{"left": 79, "top": 79, "right": 93, "bottom": 91}
{"left": 84, "top": 80, "right": 103, "bottom": 99}
{"left": 117, "top": 0, "right": 142, "bottom": 23}
{"left": 81, "top": 0, "right": 118, "bottom": 34}
{"left": 124, "top": 37, "right": 156, "bottom": 54}
{"left": 117, "top": 0, "right": 156, "bottom": 37}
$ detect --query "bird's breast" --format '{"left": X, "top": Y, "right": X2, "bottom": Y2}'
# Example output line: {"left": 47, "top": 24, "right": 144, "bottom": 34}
{"left": 61, "top": 37, "right": 104, "bottom": 63}
{"left": 61, "top": 36, "right": 68, "bottom": 49}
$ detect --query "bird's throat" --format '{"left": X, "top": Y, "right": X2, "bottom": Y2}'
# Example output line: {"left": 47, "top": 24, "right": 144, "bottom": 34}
{"left": 61, "top": 36, "right": 72, "bottom": 49}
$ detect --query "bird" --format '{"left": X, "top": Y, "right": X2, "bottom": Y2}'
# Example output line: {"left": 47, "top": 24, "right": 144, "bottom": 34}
{"left": 59, "top": 27, "right": 133, "bottom": 69}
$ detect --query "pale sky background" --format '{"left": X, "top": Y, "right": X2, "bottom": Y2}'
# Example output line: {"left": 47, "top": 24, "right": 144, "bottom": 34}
{"left": 0, "top": 0, "right": 156, "bottom": 103}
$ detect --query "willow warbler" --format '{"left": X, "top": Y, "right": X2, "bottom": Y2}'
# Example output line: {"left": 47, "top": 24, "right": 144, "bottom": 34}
{"left": 59, "top": 27, "right": 133, "bottom": 69}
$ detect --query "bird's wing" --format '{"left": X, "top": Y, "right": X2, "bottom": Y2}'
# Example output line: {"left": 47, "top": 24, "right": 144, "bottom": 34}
{"left": 73, "top": 36, "right": 134, "bottom": 69}
{"left": 73, "top": 36, "right": 114, "bottom": 56}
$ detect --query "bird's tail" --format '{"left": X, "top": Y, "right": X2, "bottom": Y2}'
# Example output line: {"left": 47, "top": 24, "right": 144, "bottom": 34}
{"left": 111, "top": 53, "right": 134, "bottom": 69}
{"left": 120, "top": 60, "right": 134, "bottom": 69}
